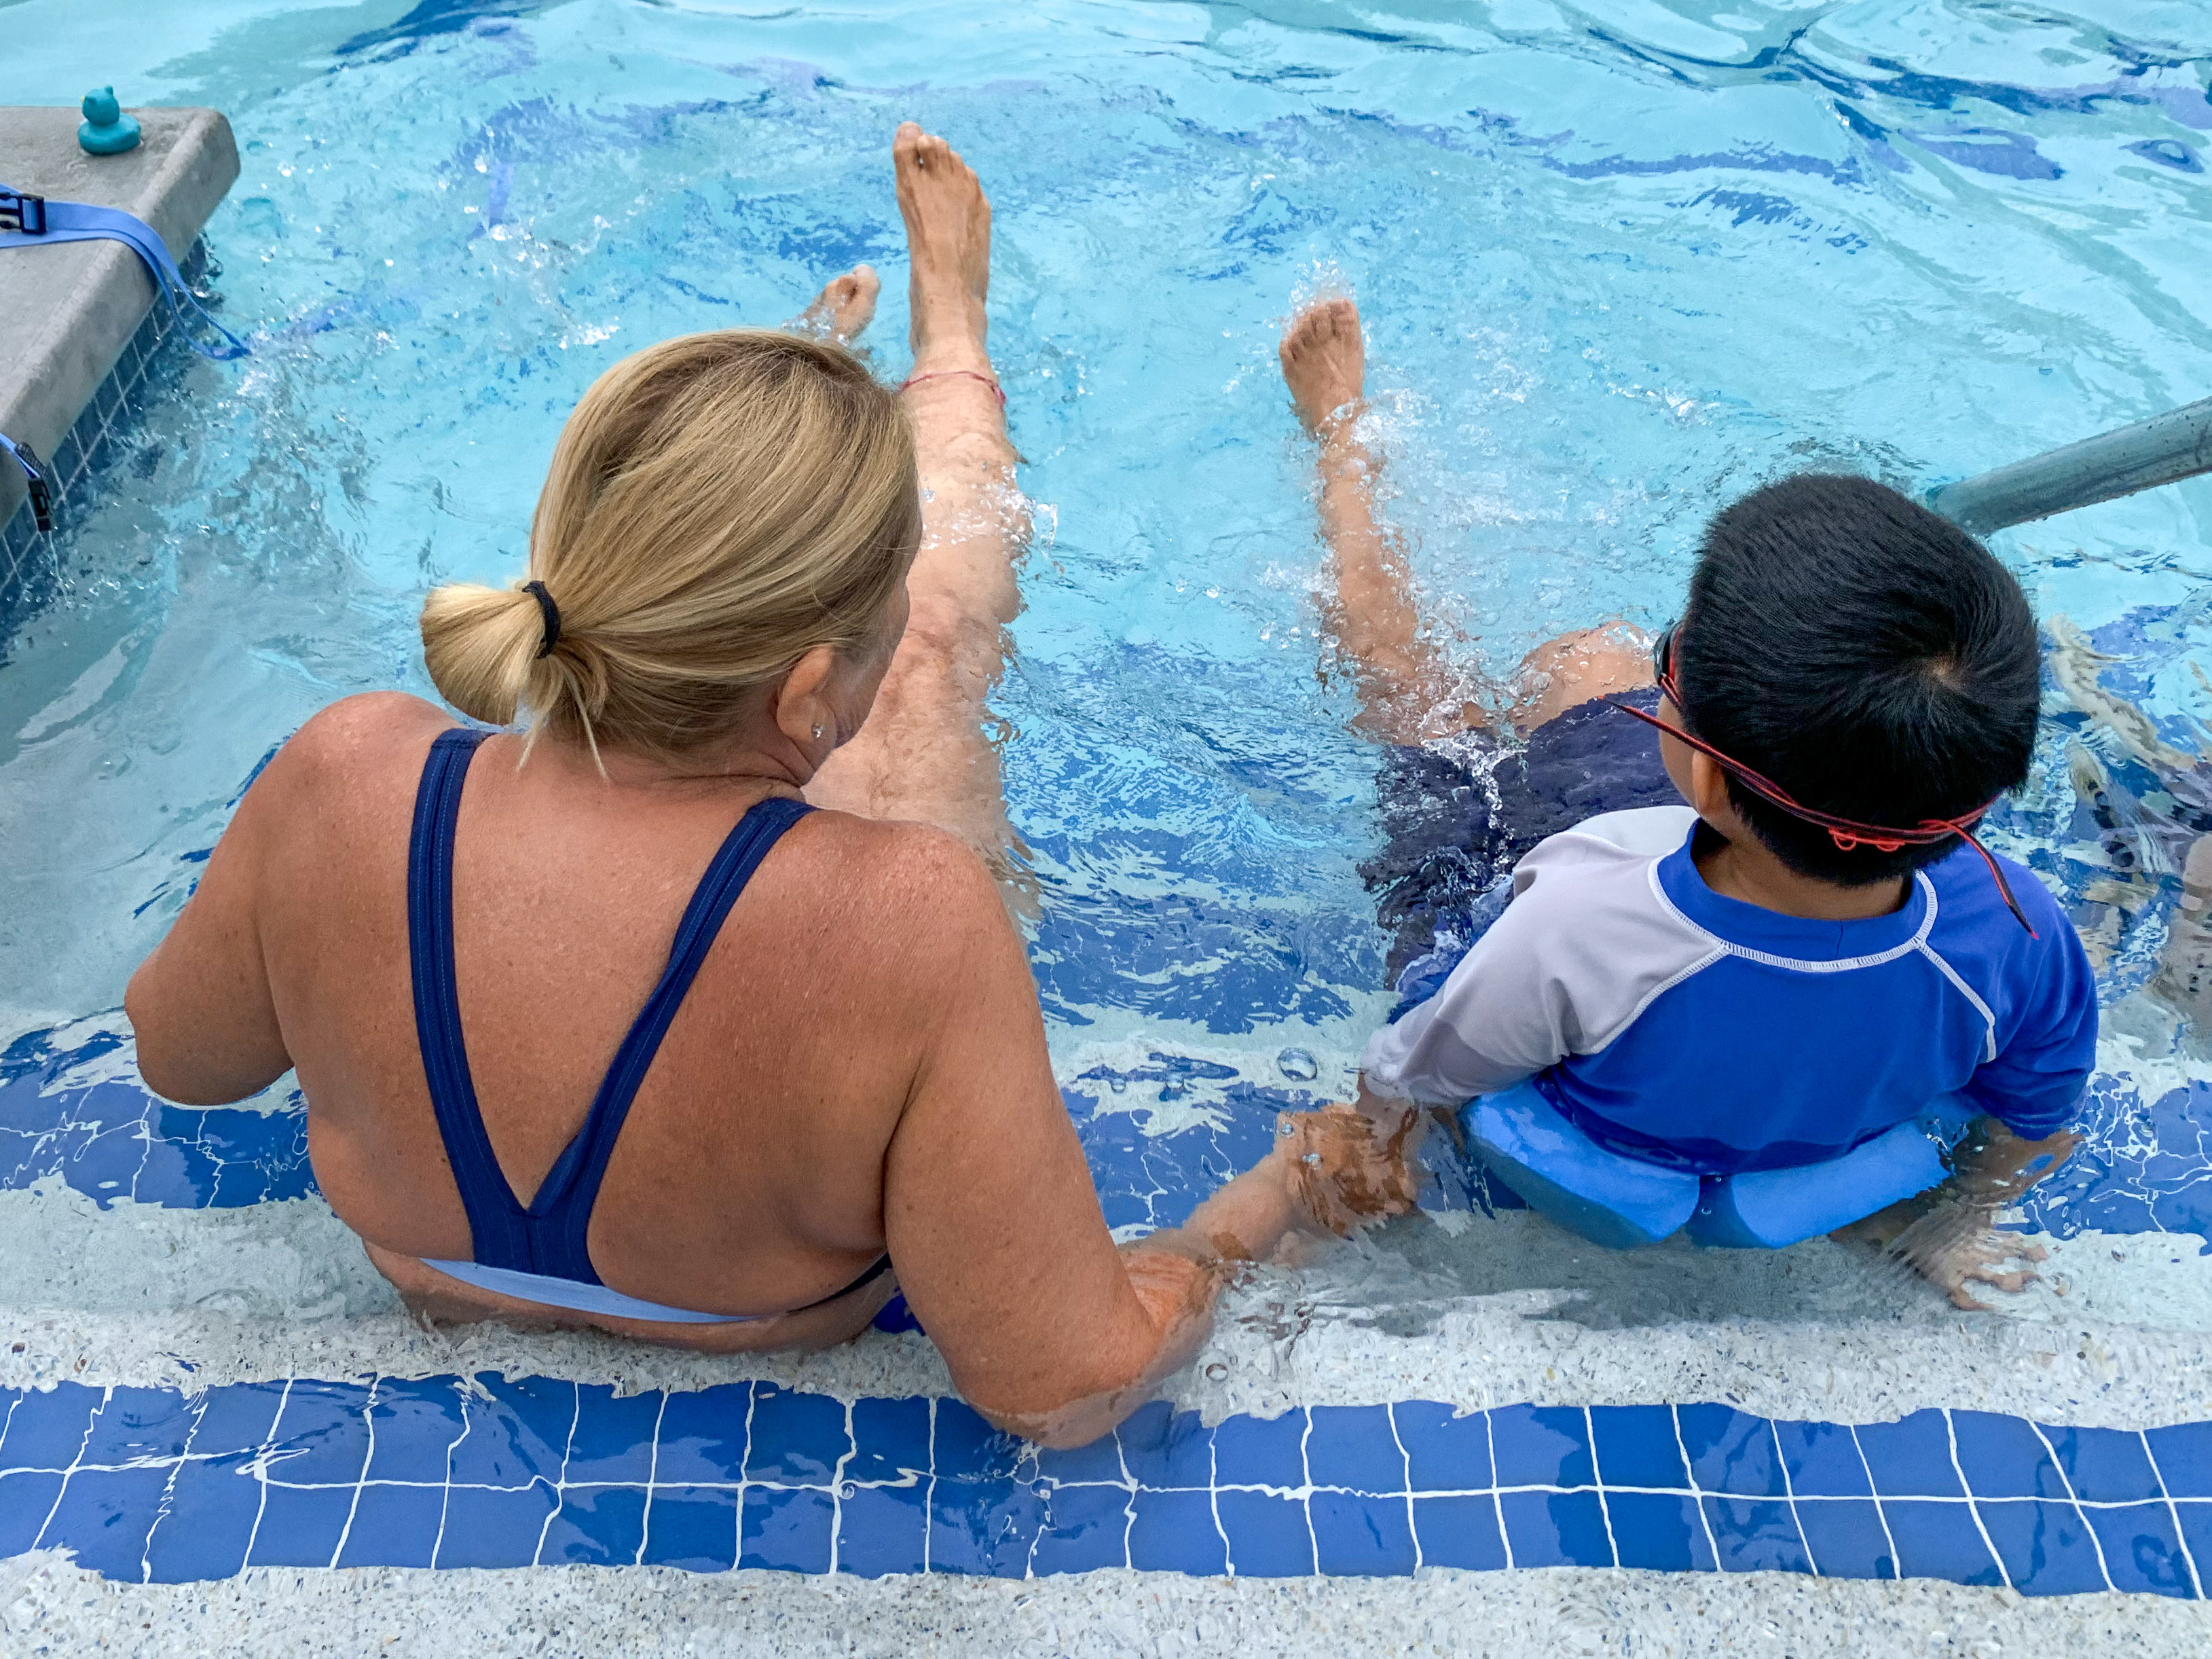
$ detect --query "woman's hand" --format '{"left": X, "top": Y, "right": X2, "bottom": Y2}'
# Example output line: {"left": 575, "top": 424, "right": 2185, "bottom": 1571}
{"left": 1276, "top": 1097, "right": 1427, "bottom": 1238}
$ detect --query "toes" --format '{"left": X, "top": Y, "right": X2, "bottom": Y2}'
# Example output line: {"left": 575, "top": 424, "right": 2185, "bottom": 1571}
{"left": 1947, "top": 1286, "right": 1997, "bottom": 1313}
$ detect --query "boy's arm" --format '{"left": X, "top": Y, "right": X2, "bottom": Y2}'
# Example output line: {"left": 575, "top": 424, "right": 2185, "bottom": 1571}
{"left": 1957, "top": 918, "right": 2099, "bottom": 1139}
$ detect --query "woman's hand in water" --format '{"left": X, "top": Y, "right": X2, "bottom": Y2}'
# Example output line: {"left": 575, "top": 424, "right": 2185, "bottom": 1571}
{"left": 1275, "top": 1096, "right": 1427, "bottom": 1239}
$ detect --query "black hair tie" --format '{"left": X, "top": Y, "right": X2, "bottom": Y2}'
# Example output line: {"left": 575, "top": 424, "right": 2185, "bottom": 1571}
{"left": 523, "top": 579, "right": 561, "bottom": 658}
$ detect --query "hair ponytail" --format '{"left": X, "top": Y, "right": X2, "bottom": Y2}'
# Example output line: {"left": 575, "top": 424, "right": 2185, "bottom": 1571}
{"left": 417, "top": 330, "right": 921, "bottom": 761}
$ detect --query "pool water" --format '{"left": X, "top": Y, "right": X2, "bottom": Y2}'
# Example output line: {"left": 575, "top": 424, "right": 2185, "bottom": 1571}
{"left": 5, "top": 0, "right": 2212, "bottom": 1622}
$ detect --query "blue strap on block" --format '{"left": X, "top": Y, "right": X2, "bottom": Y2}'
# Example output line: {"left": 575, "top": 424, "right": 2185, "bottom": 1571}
{"left": 1460, "top": 1082, "right": 1701, "bottom": 1250}
{"left": 0, "top": 183, "right": 248, "bottom": 360}
{"left": 0, "top": 432, "right": 54, "bottom": 531}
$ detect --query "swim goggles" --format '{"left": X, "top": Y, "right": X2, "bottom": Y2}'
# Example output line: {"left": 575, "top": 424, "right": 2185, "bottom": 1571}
{"left": 1606, "top": 620, "right": 2035, "bottom": 936}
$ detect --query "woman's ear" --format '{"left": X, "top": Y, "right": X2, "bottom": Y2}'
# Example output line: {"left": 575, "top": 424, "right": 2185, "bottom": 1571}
{"left": 771, "top": 645, "right": 840, "bottom": 750}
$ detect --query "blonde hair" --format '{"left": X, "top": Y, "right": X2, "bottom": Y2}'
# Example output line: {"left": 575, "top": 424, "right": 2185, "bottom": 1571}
{"left": 420, "top": 330, "right": 920, "bottom": 760}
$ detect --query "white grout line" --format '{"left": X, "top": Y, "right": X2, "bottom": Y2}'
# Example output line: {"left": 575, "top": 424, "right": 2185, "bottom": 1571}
{"left": 1297, "top": 1408, "right": 1320, "bottom": 1576}
{"left": 1672, "top": 1404, "right": 1720, "bottom": 1571}
{"left": 326, "top": 1378, "right": 381, "bottom": 1571}
{"left": 1768, "top": 1419, "right": 1817, "bottom": 1578}
{"left": 828, "top": 1398, "right": 855, "bottom": 1580}
{"left": 1208, "top": 1416, "right": 1234, "bottom": 1576}
{"left": 1583, "top": 1406, "right": 1620, "bottom": 1570}
{"left": 2139, "top": 1428, "right": 2206, "bottom": 1600}
{"left": 1111, "top": 1413, "right": 1136, "bottom": 1573}
{"left": 635, "top": 1391, "right": 667, "bottom": 1569}
{"left": 1943, "top": 1410, "right": 2013, "bottom": 1592}
{"left": 139, "top": 1391, "right": 202, "bottom": 1586}
{"left": 28, "top": 1389, "right": 102, "bottom": 1555}
{"left": 1490, "top": 1410, "right": 1515, "bottom": 1570}
{"left": 238, "top": 1378, "right": 295, "bottom": 1572}
{"left": 2027, "top": 1419, "right": 2114, "bottom": 1592}
{"left": 1388, "top": 1403, "right": 1420, "bottom": 1572}
{"left": 530, "top": 1383, "right": 581, "bottom": 1567}
{"left": 1846, "top": 1424, "right": 1902, "bottom": 1580}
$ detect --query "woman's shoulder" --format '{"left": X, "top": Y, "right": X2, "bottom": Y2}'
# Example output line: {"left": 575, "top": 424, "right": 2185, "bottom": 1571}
{"left": 238, "top": 693, "right": 454, "bottom": 828}
{"left": 774, "top": 811, "right": 1016, "bottom": 964}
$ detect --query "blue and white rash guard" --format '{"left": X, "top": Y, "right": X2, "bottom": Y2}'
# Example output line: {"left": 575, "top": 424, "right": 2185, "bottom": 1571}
{"left": 1360, "top": 806, "right": 2098, "bottom": 1174}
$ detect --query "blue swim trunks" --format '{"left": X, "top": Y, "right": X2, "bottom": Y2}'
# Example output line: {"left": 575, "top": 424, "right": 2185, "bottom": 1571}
{"left": 1363, "top": 686, "right": 1676, "bottom": 991}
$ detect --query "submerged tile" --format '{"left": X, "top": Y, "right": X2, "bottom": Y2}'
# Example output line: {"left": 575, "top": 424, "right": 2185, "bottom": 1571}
{"left": 1702, "top": 1496, "right": 1811, "bottom": 1575}
{"left": 1212, "top": 1408, "right": 1306, "bottom": 1491}
{"left": 1412, "top": 1494, "right": 1507, "bottom": 1571}
{"left": 542, "top": 1484, "right": 648, "bottom": 1567}
{"left": 142, "top": 1454, "right": 259, "bottom": 1581}
{"left": 1856, "top": 1413, "right": 1965, "bottom": 1499}
{"left": 1031, "top": 1481, "right": 1131, "bottom": 1575}
{"left": 1128, "top": 1487, "right": 1227, "bottom": 1574}
{"left": 741, "top": 1484, "right": 836, "bottom": 1573}
{"left": 2043, "top": 1425, "right": 2162, "bottom": 1504}
{"left": 566, "top": 1387, "right": 661, "bottom": 1486}
{"left": 743, "top": 1385, "right": 848, "bottom": 1487}
{"left": 1949, "top": 1412, "right": 2068, "bottom": 1501}
{"left": 1772, "top": 1421, "right": 1873, "bottom": 1498}
{"left": 1305, "top": 1404, "right": 1404, "bottom": 1495}
{"left": 434, "top": 1481, "right": 558, "bottom": 1570}
{"left": 834, "top": 1482, "right": 931, "bottom": 1579}
{"left": 0, "top": 1471, "right": 63, "bottom": 1558}
{"left": 1310, "top": 1489, "right": 1417, "bottom": 1575}
{"left": 1395, "top": 1402, "right": 1492, "bottom": 1494}
{"left": 40, "top": 1467, "right": 168, "bottom": 1579}
{"left": 843, "top": 1395, "right": 930, "bottom": 1489}
{"left": 2145, "top": 1422, "right": 2212, "bottom": 1499}
{"left": 1498, "top": 1489, "right": 1611, "bottom": 1569}
{"left": 1793, "top": 1497, "right": 1895, "bottom": 1580}
{"left": 1606, "top": 1491, "right": 1713, "bottom": 1571}
{"left": 335, "top": 1482, "right": 445, "bottom": 1569}
{"left": 642, "top": 1485, "right": 739, "bottom": 1573}
{"left": 1881, "top": 1499, "right": 2003, "bottom": 1586}
{"left": 1590, "top": 1405, "right": 1689, "bottom": 1491}
{"left": 1218, "top": 1490, "right": 1314, "bottom": 1578}
{"left": 1118, "top": 1402, "right": 1215, "bottom": 1491}
{"left": 2082, "top": 1501, "right": 2198, "bottom": 1598}
{"left": 1978, "top": 1498, "right": 2109, "bottom": 1596}
{"left": 1676, "top": 1406, "right": 1784, "bottom": 1497}
{"left": 246, "top": 1481, "right": 353, "bottom": 1569}
{"left": 654, "top": 1383, "right": 754, "bottom": 1485}
{"left": 1490, "top": 1405, "right": 1595, "bottom": 1490}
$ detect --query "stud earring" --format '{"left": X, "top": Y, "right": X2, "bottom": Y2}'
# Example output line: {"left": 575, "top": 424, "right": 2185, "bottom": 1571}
{"left": 812, "top": 724, "right": 824, "bottom": 740}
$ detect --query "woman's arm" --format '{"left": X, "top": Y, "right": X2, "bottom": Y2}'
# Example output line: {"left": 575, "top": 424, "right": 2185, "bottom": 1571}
{"left": 875, "top": 834, "right": 1417, "bottom": 1448}
{"left": 124, "top": 733, "right": 302, "bottom": 1105}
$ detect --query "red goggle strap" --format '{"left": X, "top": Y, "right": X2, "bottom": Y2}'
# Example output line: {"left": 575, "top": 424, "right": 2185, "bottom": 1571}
{"left": 1604, "top": 691, "right": 2035, "bottom": 937}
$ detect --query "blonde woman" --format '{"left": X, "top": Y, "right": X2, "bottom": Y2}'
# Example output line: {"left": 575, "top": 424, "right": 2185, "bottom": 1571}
{"left": 124, "top": 126, "right": 1415, "bottom": 1446}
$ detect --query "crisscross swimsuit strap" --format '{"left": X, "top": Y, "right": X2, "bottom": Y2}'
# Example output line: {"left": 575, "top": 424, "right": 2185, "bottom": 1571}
{"left": 405, "top": 728, "right": 889, "bottom": 1321}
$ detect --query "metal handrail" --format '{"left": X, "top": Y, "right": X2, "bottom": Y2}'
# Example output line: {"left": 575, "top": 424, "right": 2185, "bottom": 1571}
{"left": 1927, "top": 395, "right": 2212, "bottom": 534}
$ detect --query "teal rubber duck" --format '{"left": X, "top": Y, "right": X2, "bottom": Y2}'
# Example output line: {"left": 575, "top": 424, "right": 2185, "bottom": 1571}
{"left": 78, "top": 88, "right": 141, "bottom": 156}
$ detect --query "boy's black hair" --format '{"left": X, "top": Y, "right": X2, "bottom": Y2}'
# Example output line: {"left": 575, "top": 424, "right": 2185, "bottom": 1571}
{"left": 1674, "top": 473, "right": 2040, "bottom": 886}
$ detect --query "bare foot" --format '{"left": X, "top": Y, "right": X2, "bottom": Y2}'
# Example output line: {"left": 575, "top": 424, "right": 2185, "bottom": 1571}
{"left": 790, "top": 265, "right": 880, "bottom": 344}
{"left": 1280, "top": 297, "right": 1367, "bottom": 436}
{"left": 893, "top": 122, "right": 991, "bottom": 371}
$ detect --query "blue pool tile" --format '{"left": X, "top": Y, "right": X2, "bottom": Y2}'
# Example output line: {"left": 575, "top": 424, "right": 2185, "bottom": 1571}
{"left": 927, "top": 1477, "right": 1044, "bottom": 1578}
{"left": 1794, "top": 1498, "right": 1896, "bottom": 1579}
{"left": 448, "top": 1376, "right": 574, "bottom": 1488}
{"left": 181, "top": 1382, "right": 284, "bottom": 1459}
{"left": 2146, "top": 1422, "right": 2212, "bottom": 1498}
{"left": 1950, "top": 1412, "right": 2067, "bottom": 1500}
{"left": 1607, "top": 1491, "right": 1714, "bottom": 1571}
{"left": 1676, "top": 1406, "right": 1783, "bottom": 1497}
{"left": 642, "top": 1486, "right": 739, "bottom": 1573}
{"left": 1856, "top": 1413, "right": 1965, "bottom": 1499}
{"left": 335, "top": 1482, "right": 444, "bottom": 1569}
{"left": 81, "top": 1386, "right": 196, "bottom": 1466}
{"left": 566, "top": 1387, "right": 662, "bottom": 1486}
{"left": 1306, "top": 1405, "right": 1404, "bottom": 1494}
{"left": 1881, "top": 1500, "right": 2003, "bottom": 1586}
{"left": 143, "top": 1455, "right": 259, "bottom": 1580}
{"left": 1591, "top": 1406, "right": 1689, "bottom": 1491}
{"left": 0, "top": 1471, "right": 62, "bottom": 1556}
{"left": 1310, "top": 1489, "right": 1418, "bottom": 1575}
{"left": 1395, "top": 1402, "right": 1491, "bottom": 1493}
{"left": 1773, "top": 1421, "right": 1873, "bottom": 1497}
{"left": 1499, "top": 1490, "right": 1612, "bottom": 1569}
{"left": 2044, "top": 1425, "right": 2162, "bottom": 1503}
{"left": 541, "top": 1484, "right": 647, "bottom": 1566}
{"left": 363, "top": 1381, "right": 469, "bottom": 1484}
{"left": 41, "top": 1467, "right": 168, "bottom": 1578}
{"left": 266, "top": 1381, "right": 371, "bottom": 1485}
{"left": 435, "top": 1481, "right": 558, "bottom": 1569}
{"left": 1118, "top": 1402, "right": 1215, "bottom": 1491}
{"left": 1979, "top": 1499, "right": 2109, "bottom": 1596}
{"left": 1219, "top": 1490, "right": 1314, "bottom": 1576}
{"left": 1412, "top": 1494, "right": 1507, "bottom": 1571}
{"left": 246, "top": 1480, "right": 353, "bottom": 1569}
{"left": 1130, "top": 1487, "right": 1227, "bottom": 1573}
{"left": 744, "top": 1385, "right": 849, "bottom": 1487}
{"left": 2083, "top": 1501, "right": 2196, "bottom": 1597}
{"left": 1490, "top": 1405, "right": 1595, "bottom": 1489}
{"left": 2173, "top": 1501, "right": 2212, "bottom": 1592}
{"left": 836, "top": 1482, "right": 931, "bottom": 1578}
{"left": 1213, "top": 1408, "right": 1306, "bottom": 1491}
{"left": 1703, "top": 1497, "right": 1811, "bottom": 1574}
{"left": 741, "top": 1484, "right": 835, "bottom": 1573}
{"left": 1031, "top": 1482, "right": 1130, "bottom": 1575}
{"left": 654, "top": 1383, "right": 754, "bottom": 1484}
{"left": 932, "top": 1399, "right": 1022, "bottom": 1484}
{"left": 1, "top": 1383, "right": 97, "bottom": 1469}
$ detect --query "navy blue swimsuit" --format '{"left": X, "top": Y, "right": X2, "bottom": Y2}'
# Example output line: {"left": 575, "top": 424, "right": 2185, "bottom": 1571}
{"left": 407, "top": 727, "right": 891, "bottom": 1324}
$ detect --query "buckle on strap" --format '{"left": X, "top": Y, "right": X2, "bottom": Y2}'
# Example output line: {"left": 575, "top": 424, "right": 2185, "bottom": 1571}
{"left": 4, "top": 437, "right": 54, "bottom": 533}
{"left": 0, "top": 190, "right": 48, "bottom": 236}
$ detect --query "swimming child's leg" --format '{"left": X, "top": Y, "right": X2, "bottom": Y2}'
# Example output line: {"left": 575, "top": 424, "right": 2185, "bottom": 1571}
{"left": 1832, "top": 1119, "right": 2081, "bottom": 1310}
{"left": 806, "top": 124, "right": 1033, "bottom": 896}
{"left": 1278, "top": 299, "right": 1649, "bottom": 744}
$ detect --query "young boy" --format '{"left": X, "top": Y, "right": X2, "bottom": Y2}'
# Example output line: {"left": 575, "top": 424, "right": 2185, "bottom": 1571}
{"left": 1278, "top": 298, "right": 2097, "bottom": 1307}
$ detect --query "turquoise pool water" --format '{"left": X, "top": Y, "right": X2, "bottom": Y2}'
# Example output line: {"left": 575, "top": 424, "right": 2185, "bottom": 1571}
{"left": 4, "top": 0, "right": 2212, "bottom": 1611}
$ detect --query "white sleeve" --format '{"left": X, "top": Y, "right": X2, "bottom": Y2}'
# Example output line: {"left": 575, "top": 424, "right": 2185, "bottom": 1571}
{"left": 1358, "top": 807, "right": 1717, "bottom": 1107}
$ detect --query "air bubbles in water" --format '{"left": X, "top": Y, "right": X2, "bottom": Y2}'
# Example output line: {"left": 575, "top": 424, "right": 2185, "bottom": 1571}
{"left": 1276, "top": 1047, "right": 1319, "bottom": 1082}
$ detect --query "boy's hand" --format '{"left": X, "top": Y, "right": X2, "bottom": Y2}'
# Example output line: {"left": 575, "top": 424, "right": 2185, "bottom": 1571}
{"left": 1275, "top": 1101, "right": 1426, "bottom": 1237}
